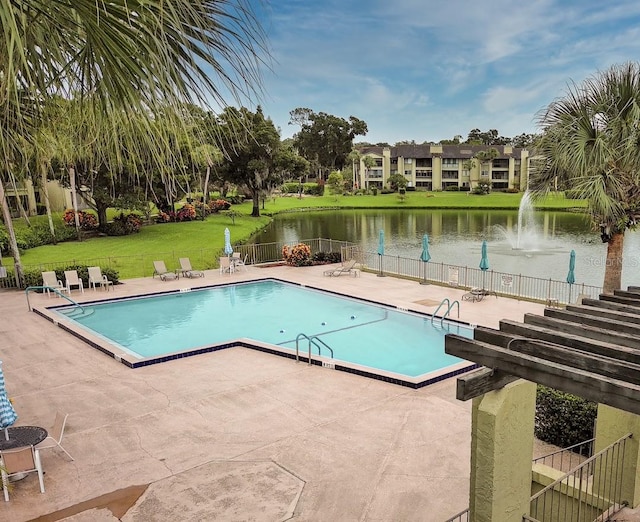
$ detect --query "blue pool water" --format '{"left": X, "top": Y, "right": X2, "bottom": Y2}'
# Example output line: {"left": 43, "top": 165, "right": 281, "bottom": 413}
{"left": 56, "top": 280, "right": 473, "bottom": 377}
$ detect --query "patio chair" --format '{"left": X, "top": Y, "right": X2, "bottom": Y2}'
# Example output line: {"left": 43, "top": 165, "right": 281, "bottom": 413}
{"left": 64, "top": 270, "right": 84, "bottom": 294}
{"left": 0, "top": 446, "right": 45, "bottom": 501}
{"left": 88, "top": 266, "right": 114, "bottom": 291}
{"left": 41, "top": 271, "right": 67, "bottom": 297}
{"left": 36, "top": 412, "right": 74, "bottom": 461}
{"left": 153, "top": 260, "right": 178, "bottom": 281}
{"left": 178, "top": 258, "right": 204, "bottom": 278}
{"left": 323, "top": 259, "right": 358, "bottom": 277}
{"left": 219, "top": 256, "right": 234, "bottom": 275}
{"left": 231, "top": 252, "right": 247, "bottom": 271}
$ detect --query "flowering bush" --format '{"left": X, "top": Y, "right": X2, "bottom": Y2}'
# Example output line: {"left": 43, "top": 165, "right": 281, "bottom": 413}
{"left": 156, "top": 211, "right": 171, "bottom": 223}
{"left": 210, "top": 199, "right": 231, "bottom": 212}
{"left": 282, "top": 243, "right": 312, "bottom": 266}
{"left": 105, "top": 213, "right": 142, "bottom": 235}
{"left": 194, "top": 201, "right": 211, "bottom": 216}
{"left": 62, "top": 209, "right": 98, "bottom": 230}
{"left": 176, "top": 204, "right": 196, "bottom": 221}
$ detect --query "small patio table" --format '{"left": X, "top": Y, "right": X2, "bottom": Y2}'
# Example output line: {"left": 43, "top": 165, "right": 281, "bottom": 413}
{"left": 0, "top": 426, "right": 48, "bottom": 450}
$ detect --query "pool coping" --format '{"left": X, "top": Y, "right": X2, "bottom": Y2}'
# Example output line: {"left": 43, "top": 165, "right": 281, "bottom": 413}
{"left": 33, "top": 277, "right": 478, "bottom": 389}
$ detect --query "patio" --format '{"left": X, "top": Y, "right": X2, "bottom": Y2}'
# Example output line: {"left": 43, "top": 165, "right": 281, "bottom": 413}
{"left": 0, "top": 264, "right": 545, "bottom": 521}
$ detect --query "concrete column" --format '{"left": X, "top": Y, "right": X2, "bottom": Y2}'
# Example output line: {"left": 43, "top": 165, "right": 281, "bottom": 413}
{"left": 470, "top": 379, "right": 536, "bottom": 522}
{"left": 595, "top": 405, "right": 640, "bottom": 507}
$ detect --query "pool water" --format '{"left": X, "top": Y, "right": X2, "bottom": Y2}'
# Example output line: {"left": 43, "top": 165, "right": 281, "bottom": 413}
{"left": 56, "top": 280, "right": 473, "bottom": 378}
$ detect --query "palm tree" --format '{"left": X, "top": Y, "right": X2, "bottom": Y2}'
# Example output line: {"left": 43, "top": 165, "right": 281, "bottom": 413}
{"left": 1, "top": 0, "right": 268, "bottom": 286}
{"left": 531, "top": 62, "right": 640, "bottom": 294}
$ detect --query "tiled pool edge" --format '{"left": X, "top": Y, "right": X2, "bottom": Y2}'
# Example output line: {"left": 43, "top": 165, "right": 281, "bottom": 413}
{"left": 33, "top": 277, "right": 478, "bottom": 387}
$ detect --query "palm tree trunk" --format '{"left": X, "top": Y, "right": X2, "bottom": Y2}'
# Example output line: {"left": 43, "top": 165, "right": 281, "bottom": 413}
{"left": 40, "top": 161, "right": 56, "bottom": 242}
{"left": 0, "top": 180, "right": 24, "bottom": 287}
{"left": 603, "top": 231, "right": 624, "bottom": 294}
{"left": 68, "top": 166, "right": 81, "bottom": 240}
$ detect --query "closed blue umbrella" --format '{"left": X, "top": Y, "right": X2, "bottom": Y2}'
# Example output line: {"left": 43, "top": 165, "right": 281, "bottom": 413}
{"left": 567, "top": 249, "right": 576, "bottom": 302}
{"left": 479, "top": 240, "right": 490, "bottom": 291}
{"left": 377, "top": 230, "right": 385, "bottom": 276}
{"left": 377, "top": 230, "right": 385, "bottom": 256}
{"left": 0, "top": 361, "right": 18, "bottom": 440}
{"left": 224, "top": 228, "right": 233, "bottom": 256}
{"left": 420, "top": 234, "right": 431, "bottom": 284}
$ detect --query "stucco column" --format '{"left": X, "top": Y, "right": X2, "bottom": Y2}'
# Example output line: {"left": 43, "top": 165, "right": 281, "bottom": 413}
{"left": 470, "top": 379, "right": 536, "bottom": 522}
{"left": 595, "top": 404, "right": 640, "bottom": 507}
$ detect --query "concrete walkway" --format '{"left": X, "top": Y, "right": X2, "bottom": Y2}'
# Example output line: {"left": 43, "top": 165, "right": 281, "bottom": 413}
{"left": 0, "top": 265, "right": 545, "bottom": 521}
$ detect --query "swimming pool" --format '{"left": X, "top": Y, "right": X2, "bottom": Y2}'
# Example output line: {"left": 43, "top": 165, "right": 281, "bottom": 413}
{"left": 44, "top": 279, "right": 475, "bottom": 387}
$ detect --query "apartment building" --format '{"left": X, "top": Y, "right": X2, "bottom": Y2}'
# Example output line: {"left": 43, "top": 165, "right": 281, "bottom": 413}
{"left": 355, "top": 144, "right": 530, "bottom": 191}
{"left": 3, "top": 178, "right": 73, "bottom": 217}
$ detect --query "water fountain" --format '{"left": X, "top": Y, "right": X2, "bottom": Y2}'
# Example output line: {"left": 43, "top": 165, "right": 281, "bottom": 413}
{"left": 495, "top": 189, "right": 542, "bottom": 252}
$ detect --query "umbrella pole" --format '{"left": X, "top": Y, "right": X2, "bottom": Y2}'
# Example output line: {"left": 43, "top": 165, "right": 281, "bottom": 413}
{"left": 377, "top": 254, "right": 385, "bottom": 277}
{"left": 420, "top": 262, "right": 429, "bottom": 285}
{"left": 4, "top": 428, "right": 8, "bottom": 440}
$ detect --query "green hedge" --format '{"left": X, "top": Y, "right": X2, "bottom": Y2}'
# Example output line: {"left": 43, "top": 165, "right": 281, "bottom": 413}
{"left": 281, "top": 182, "right": 325, "bottom": 196}
{"left": 1, "top": 222, "right": 77, "bottom": 253}
{"left": 535, "top": 385, "right": 597, "bottom": 448}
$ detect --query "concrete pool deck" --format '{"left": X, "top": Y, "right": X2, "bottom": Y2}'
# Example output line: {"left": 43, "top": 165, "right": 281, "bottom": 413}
{"left": 0, "top": 264, "right": 546, "bottom": 521}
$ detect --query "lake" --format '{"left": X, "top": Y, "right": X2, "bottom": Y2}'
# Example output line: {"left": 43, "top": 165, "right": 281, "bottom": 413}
{"left": 252, "top": 209, "right": 640, "bottom": 289}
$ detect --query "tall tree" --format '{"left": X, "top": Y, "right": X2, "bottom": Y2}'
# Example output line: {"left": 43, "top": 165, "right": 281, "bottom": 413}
{"left": 219, "top": 107, "right": 308, "bottom": 216}
{"left": 531, "top": 62, "right": 640, "bottom": 294}
{"left": 289, "top": 108, "right": 367, "bottom": 177}
{"left": 1, "top": 0, "right": 268, "bottom": 286}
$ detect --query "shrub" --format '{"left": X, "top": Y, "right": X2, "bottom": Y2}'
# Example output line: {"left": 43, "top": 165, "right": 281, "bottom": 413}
{"left": 503, "top": 187, "right": 519, "bottom": 193}
{"left": 380, "top": 188, "right": 395, "bottom": 194}
{"left": 445, "top": 185, "right": 460, "bottom": 191}
{"left": 312, "top": 251, "right": 342, "bottom": 264}
{"left": 209, "top": 199, "right": 231, "bottom": 212}
{"left": 535, "top": 385, "right": 597, "bottom": 449}
{"left": 282, "top": 243, "right": 312, "bottom": 266}
{"left": 105, "top": 213, "right": 142, "bottom": 236}
{"left": 371, "top": 187, "right": 378, "bottom": 196}
{"left": 226, "top": 194, "right": 245, "bottom": 205}
{"left": 176, "top": 203, "right": 196, "bottom": 221}
{"left": 62, "top": 209, "right": 98, "bottom": 230}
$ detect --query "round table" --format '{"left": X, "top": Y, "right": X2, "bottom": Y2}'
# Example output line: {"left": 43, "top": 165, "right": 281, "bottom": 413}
{"left": 0, "top": 426, "right": 48, "bottom": 450}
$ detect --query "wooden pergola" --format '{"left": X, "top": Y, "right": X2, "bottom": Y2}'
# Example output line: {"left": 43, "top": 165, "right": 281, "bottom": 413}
{"left": 445, "top": 287, "right": 640, "bottom": 415}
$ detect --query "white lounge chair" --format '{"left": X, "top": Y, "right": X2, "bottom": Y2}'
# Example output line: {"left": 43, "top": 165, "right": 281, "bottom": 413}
{"left": 64, "top": 270, "right": 84, "bottom": 294}
{"left": 323, "top": 259, "right": 358, "bottom": 277}
{"left": 88, "top": 266, "right": 114, "bottom": 291}
{"left": 178, "top": 258, "right": 204, "bottom": 278}
{"left": 1, "top": 446, "right": 45, "bottom": 501}
{"left": 41, "top": 271, "right": 67, "bottom": 297}
{"left": 153, "top": 260, "right": 178, "bottom": 281}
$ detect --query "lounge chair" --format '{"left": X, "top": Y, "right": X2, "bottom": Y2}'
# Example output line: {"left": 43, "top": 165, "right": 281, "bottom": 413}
{"left": 64, "top": 270, "right": 84, "bottom": 294}
{"left": 219, "top": 257, "right": 234, "bottom": 274}
{"left": 179, "top": 258, "right": 204, "bottom": 278}
{"left": 36, "top": 411, "right": 74, "bottom": 461}
{"left": 1, "top": 446, "right": 45, "bottom": 501}
{"left": 88, "top": 266, "right": 114, "bottom": 291}
{"left": 231, "top": 252, "right": 247, "bottom": 271}
{"left": 41, "top": 271, "right": 67, "bottom": 297}
{"left": 323, "top": 259, "right": 358, "bottom": 277}
{"left": 153, "top": 260, "right": 179, "bottom": 281}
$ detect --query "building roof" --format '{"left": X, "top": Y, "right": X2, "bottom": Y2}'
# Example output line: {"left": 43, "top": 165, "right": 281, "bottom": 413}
{"left": 358, "top": 144, "right": 528, "bottom": 160}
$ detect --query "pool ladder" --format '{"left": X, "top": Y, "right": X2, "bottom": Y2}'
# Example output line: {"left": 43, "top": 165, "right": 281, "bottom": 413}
{"left": 295, "top": 333, "right": 334, "bottom": 365}
{"left": 432, "top": 298, "right": 460, "bottom": 327}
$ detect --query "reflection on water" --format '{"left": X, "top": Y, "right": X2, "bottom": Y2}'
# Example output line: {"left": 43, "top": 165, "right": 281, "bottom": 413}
{"left": 252, "top": 209, "right": 640, "bottom": 288}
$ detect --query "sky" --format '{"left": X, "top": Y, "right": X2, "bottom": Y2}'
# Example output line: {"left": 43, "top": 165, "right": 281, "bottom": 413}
{"left": 245, "top": 0, "right": 640, "bottom": 145}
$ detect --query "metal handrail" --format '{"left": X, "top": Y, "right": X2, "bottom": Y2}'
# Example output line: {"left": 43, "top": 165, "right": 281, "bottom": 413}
{"left": 295, "top": 333, "right": 335, "bottom": 365}
{"left": 25, "top": 285, "right": 85, "bottom": 313}
{"left": 432, "top": 298, "right": 460, "bottom": 326}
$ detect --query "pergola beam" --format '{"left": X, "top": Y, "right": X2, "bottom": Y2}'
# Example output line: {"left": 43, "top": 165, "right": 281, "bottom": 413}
{"left": 445, "top": 335, "right": 640, "bottom": 414}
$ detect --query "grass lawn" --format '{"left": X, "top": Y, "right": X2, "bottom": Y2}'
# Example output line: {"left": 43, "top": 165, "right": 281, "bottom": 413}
{"left": 4, "top": 191, "right": 586, "bottom": 280}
